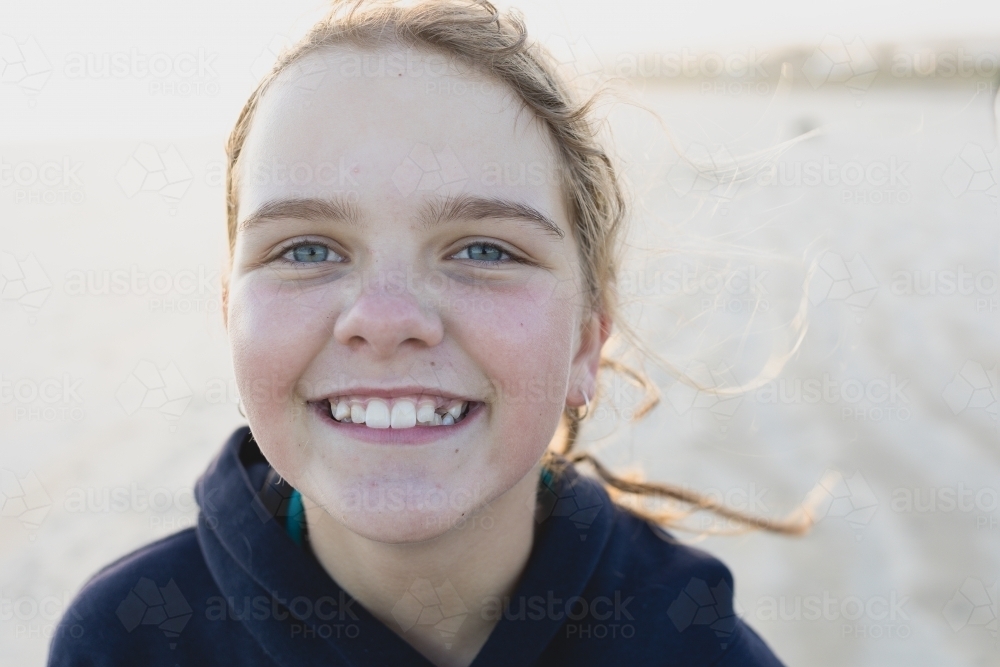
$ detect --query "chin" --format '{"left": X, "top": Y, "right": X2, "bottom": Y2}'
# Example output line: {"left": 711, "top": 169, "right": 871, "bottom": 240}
{"left": 312, "top": 472, "right": 494, "bottom": 541}
{"left": 337, "top": 506, "right": 470, "bottom": 544}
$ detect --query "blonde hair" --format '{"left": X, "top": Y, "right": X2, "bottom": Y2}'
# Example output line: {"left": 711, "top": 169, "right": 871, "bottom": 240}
{"left": 223, "top": 0, "right": 815, "bottom": 536}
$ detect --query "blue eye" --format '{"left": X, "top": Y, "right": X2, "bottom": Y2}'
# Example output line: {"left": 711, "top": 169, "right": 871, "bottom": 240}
{"left": 456, "top": 243, "right": 509, "bottom": 263}
{"left": 287, "top": 243, "right": 338, "bottom": 263}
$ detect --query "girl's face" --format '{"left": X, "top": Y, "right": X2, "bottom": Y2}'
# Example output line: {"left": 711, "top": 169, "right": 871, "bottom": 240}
{"left": 227, "top": 46, "right": 604, "bottom": 542}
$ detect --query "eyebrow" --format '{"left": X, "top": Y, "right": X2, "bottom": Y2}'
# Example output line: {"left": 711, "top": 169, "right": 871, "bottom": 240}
{"left": 238, "top": 196, "right": 360, "bottom": 233}
{"left": 420, "top": 194, "right": 565, "bottom": 239}
{"left": 238, "top": 194, "right": 565, "bottom": 239}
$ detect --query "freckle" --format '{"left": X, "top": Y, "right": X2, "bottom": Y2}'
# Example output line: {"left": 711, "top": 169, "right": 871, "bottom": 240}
{"left": 455, "top": 449, "right": 458, "bottom": 453}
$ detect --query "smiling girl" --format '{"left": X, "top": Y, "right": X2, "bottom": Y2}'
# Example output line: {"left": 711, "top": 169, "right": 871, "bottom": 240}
{"left": 51, "top": 1, "right": 799, "bottom": 665}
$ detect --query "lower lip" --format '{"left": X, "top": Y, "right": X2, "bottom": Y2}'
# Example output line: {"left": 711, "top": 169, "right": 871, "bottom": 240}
{"left": 310, "top": 400, "right": 484, "bottom": 445}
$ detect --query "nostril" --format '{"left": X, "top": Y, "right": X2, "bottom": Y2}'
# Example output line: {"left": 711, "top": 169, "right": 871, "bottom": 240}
{"left": 333, "top": 293, "right": 444, "bottom": 354}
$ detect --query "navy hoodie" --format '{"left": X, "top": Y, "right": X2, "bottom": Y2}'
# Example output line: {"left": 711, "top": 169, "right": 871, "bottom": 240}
{"left": 48, "top": 426, "right": 786, "bottom": 666}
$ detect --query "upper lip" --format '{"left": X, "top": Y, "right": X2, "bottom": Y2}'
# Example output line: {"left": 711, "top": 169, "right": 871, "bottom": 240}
{"left": 308, "top": 386, "right": 477, "bottom": 402}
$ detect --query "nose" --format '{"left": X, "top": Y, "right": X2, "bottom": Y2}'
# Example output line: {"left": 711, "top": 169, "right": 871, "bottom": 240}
{"left": 333, "top": 282, "right": 444, "bottom": 358}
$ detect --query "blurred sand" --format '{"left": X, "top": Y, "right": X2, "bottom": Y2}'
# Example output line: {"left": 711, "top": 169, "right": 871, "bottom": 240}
{"left": 2, "top": 60, "right": 999, "bottom": 667}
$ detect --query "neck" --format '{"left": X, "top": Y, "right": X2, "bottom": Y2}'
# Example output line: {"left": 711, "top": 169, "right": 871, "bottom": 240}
{"left": 304, "top": 465, "right": 540, "bottom": 667}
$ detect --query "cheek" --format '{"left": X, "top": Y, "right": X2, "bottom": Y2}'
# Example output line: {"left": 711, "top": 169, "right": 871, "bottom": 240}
{"left": 480, "top": 277, "right": 579, "bottom": 385}
{"left": 452, "top": 280, "right": 579, "bottom": 458}
{"left": 228, "top": 277, "right": 334, "bottom": 418}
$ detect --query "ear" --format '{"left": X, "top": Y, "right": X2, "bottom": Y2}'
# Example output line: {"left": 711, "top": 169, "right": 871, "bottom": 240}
{"left": 566, "top": 308, "right": 611, "bottom": 408}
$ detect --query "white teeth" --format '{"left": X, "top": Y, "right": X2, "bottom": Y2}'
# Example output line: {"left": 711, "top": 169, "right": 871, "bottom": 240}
{"left": 329, "top": 396, "right": 473, "bottom": 428}
{"left": 416, "top": 399, "right": 437, "bottom": 424}
{"left": 365, "top": 399, "right": 390, "bottom": 428}
{"left": 390, "top": 400, "right": 417, "bottom": 429}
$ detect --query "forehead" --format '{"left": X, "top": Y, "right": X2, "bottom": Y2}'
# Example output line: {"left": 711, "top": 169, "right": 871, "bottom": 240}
{"left": 237, "top": 44, "right": 567, "bottom": 223}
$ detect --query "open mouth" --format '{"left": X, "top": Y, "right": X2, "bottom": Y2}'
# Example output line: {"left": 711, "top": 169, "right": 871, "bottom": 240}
{"left": 324, "top": 396, "right": 474, "bottom": 429}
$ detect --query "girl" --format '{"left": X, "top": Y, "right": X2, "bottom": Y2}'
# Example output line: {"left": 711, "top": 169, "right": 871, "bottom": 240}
{"left": 50, "top": 1, "right": 805, "bottom": 665}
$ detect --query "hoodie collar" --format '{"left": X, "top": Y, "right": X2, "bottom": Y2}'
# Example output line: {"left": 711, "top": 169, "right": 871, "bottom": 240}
{"left": 195, "top": 426, "right": 615, "bottom": 667}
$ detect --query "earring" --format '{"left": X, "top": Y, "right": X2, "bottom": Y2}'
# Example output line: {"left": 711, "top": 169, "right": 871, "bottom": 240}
{"left": 578, "top": 392, "right": 591, "bottom": 420}
{"left": 238, "top": 399, "right": 246, "bottom": 418}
